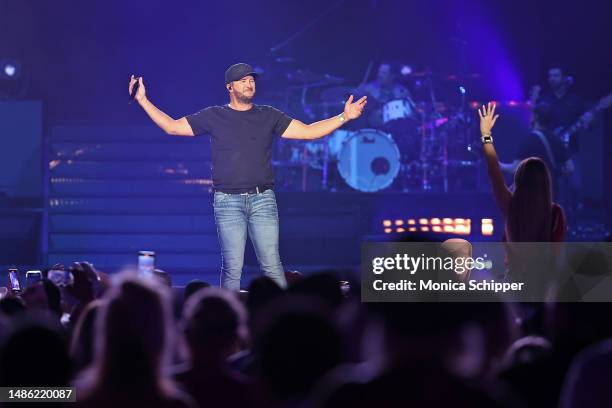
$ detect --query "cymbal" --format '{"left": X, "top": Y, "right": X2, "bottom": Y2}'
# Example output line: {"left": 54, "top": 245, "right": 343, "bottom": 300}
{"left": 284, "top": 69, "right": 345, "bottom": 86}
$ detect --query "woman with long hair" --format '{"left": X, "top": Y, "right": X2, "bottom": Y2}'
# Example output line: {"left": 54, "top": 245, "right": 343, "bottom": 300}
{"left": 75, "top": 275, "right": 193, "bottom": 408}
{"left": 479, "top": 103, "right": 567, "bottom": 304}
{"left": 479, "top": 102, "right": 566, "bottom": 242}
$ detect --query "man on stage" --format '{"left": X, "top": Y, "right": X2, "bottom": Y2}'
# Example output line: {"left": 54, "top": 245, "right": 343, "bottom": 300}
{"left": 128, "top": 63, "right": 367, "bottom": 290}
{"left": 529, "top": 64, "right": 594, "bottom": 223}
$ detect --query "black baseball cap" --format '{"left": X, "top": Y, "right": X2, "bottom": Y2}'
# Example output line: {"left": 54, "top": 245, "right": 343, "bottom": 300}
{"left": 225, "top": 63, "right": 258, "bottom": 84}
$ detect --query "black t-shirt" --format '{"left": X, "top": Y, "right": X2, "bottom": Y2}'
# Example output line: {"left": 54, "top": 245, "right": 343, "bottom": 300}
{"left": 539, "top": 91, "right": 586, "bottom": 130}
{"left": 516, "top": 130, "right": 569, "bottom": 176}
{"left": 539, "top": 91, "right": 586, "bottom": 152}
{"left": 186, "top": 104, "right": 293, "bottom": 192}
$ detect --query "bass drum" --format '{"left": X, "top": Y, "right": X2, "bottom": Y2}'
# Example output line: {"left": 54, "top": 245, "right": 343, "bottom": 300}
{"left": 337, "top": 129, "right": 400, "bottom": 192}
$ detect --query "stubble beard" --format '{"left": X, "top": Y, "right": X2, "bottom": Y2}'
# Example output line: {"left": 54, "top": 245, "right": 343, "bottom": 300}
{"left": 236, "top": 90, "right": 255, "bottom": 104}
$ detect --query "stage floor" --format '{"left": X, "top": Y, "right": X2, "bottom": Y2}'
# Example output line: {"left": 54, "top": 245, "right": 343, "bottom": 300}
{"left": 45, "top": 190, "right": 503, "bottom": 285}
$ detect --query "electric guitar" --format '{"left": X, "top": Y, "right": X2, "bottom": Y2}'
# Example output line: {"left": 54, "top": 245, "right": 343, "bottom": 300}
{"left": 554, "top": 93, "right": 612, "bottom": 148}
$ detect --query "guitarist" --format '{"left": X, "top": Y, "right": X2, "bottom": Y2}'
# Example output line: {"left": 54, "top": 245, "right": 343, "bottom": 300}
{"left": 501, "top": 103, "right": 572, "bottom": 201}
{"left": 529, "top": 64, "right": 595, "bottom": 224}
{"left": 530, "top": 64, "right": 594, "bottom": 147}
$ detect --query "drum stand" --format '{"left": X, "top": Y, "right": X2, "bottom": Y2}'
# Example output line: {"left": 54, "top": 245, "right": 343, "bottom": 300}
{"left": 442, "top": 130, "right": 449, "bottom": 193}
{"left": 321, "top": 142, "right": 329, "bottom": 190}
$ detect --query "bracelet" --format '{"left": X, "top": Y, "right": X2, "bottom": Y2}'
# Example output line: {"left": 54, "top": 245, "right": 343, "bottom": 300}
{"left": 338, "top": 113, "right": 346, "bottom": 123}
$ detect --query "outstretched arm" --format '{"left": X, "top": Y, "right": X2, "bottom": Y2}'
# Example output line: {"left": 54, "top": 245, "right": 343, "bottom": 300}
{"left": 282, "top": 95, "right": 367, "bottom": 140}
{"left": 128, "top": 75, "right": 194, "bottom": 136}
{"left": 479, "top": 102, "right": 512, "bottom": 217}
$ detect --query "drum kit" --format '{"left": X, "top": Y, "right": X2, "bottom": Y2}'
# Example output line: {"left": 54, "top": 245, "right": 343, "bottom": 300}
{"left": 270, "top": 67, "right": 483, "bottom": 193}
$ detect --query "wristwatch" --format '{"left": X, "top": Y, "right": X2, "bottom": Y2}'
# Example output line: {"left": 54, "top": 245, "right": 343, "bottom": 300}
{"left": 481, "top": 133, "right": 493, "bottom": 144}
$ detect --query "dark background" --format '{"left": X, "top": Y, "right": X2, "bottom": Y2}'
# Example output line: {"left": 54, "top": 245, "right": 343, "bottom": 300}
{"left": 2, "top": 0, "right": 611, "bottom": 120}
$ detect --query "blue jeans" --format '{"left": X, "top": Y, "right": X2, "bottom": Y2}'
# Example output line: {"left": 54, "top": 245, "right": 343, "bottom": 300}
{"left": 213, "top": 189, "right": 287, "bottom": 290}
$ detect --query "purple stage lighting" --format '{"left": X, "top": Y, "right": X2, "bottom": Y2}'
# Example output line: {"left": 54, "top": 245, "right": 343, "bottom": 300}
{"left": 0, "top": 59, "right": 21, "bottom": 80}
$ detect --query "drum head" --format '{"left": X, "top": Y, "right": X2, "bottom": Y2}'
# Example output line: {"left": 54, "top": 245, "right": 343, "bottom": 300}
{"left": 382, "top": 99, "right": 413, "bottom": 123}
{"left": 337, "top": 129, "right": 400, "bottom": 192}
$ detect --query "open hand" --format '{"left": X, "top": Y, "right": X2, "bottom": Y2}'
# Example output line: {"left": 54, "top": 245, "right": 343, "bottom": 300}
{"left": 65, "top": 262, "right": 97, "bottom": 303}
{"left": 344, "top": 95, "right": 367, "bottom": 120}
{"left": 478, "top": 102, "right": 499, "bottom": 135}
{"left": 128, "top": 74, "right": 146, "bottom": 102}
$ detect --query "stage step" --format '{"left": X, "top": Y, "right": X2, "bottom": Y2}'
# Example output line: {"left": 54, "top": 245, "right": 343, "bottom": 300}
{"left": 50, "top": 160, "right": 211, "bottom": 178}
{"left": 49, "top": 214, "right": 217, "bottom": 233}
{"left": 51, "top": 141, "right": 209, "bottom": 160}
{"left": 50, "top": 179, "right": 212, "bottom": 196}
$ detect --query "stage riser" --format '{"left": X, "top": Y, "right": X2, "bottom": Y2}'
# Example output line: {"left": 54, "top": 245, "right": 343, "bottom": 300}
{"left": 50, "top": 161, "right": 211, "bottom": 178}
{"left": 49, "top": 214, "right": 358, "bottom": 237}
{"left": 46, "top": 124, "right": 503, "bottom": 275}
{"left": 51, "top": 180, "right": 212, "bottom": 196}
{"left": 51, "top": 142, "right": 209, "bottom": 160}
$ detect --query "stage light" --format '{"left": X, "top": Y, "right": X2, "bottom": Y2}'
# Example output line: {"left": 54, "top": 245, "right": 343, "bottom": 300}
{"left": 381, "top": 216, "right": 474, "bottom": 236}
{"left": 0, "top": 59, "right": 21, "bottom": 79}
{"left": 455, "top": 224, "right": 469, "bottom": 234}
{"left": 434, "top": 117, "right": 449, "bottom": 127}
{"left": 481, "top": 218, "right": 494, "bottom": 236}
{"left": 459, "top": 86, "right": 466, "bottom": 94}
{"left": 5, "top": 64, "right": 15, "bottom": 77}
{"left": 400, "top": 65, "right": 413, "bottom": 76}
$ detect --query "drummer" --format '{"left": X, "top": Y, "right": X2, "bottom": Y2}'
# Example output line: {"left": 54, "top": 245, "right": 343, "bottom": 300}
{"left": 356, "top": 62, "right": 412, "bottom": 105}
